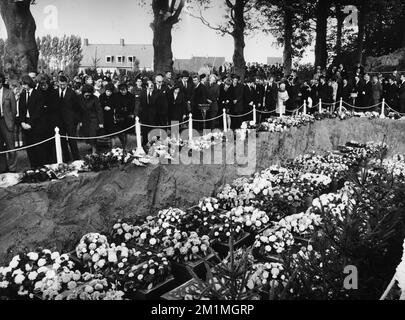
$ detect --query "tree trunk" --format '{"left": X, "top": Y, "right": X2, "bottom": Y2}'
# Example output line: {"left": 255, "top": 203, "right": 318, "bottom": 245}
{"left": 314, "top": 0, "right": 330, "bottom": 69}
{"left": 283, "top": 2, "right": 294, "bottom": 76}
{"left": 152, "top": 19, "right": 174, "bottom": 74}
{"left": 151, "top": 0, "right": 185, "bottom": 74}
{"left": 232, "top": 0, "right": 246, "bottom": 80}
{"left": 356, "top": 3, "right": 367, "bottom": 64}
{"left": 335, "top": 2, "right": 344, "bottom": 59}
{"left": 0, "top": 0, "right": 38, "bottom": 77}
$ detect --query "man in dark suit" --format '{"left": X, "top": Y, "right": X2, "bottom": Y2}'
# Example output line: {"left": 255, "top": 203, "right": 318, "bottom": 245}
{"left": 337, "top": 78, "right": 351, "bottom": 105}
{"left": 264, "top": 77, "right": 278, "bottom": 112}
{"left": 0, "top": 73, "right": 17, "bottom": 173}
{"left": 19, "top": 75, "right": 47, "bottom": 168}
{"left": 191, "top": 74, "right": 209, "bottom": 130}
{"left": 398, "top": 74, "right": 405, "bottom": 113}
{"left": 318, "top": 76, "right": 332, "bottom": 111}
{"left": 232, "top": 74, "right": 244, "bottom": 129}
{"left": 385, "top": 76, "right": 399, "bottom": 111}
{"left": 360, "top": 74, "right": 373, "bottom": 109}
{"left": 140, "top": 81, "right": 159, "bottom": 144}
{"left": 155, "top": 74, "right": 169, "bottom": 127}
{"left": 177, "top": 71, "right": 193, "bottom": 111}
{"left": 52, "top": 75, "right": 81, "bottom": 162}
{"left": 254, "top": 77, "right": 265, "bottom": 111}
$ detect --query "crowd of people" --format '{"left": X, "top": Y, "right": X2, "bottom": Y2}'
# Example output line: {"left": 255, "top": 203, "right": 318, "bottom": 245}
{"left": 1, "top": 61, "right": 405, "bottom": 173}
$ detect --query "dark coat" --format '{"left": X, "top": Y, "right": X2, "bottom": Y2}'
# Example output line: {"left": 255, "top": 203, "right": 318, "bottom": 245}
{"left": 385, "top": 83, "right": 399, "bottom": 110}
{"left": 191, "top": 83, "right": 209, "bottom": 116}
{"left": 232, "top": 83, "right": 244, "bottom": 113}
{"left": 337, "top": 84, "right": 351, "bottom": 104}
{"left": 398, "top": 81, "right": 405, "bottom": 112}
{"left": 54, "top": 87, "right": 81, "bottom": 128}
{"left": 264, "top": 82, "right": 278, "bottom": 110}
{"left": 219, "top": 85, "right": 235, "bottom": 113}
{"left": 168, "top": 91, "right": 188, "bottom": 123}
{"left": 360, "top": 81, "right": 373, "bottom": 107}
{"left": 155, "top": 84, "right": 169, "bottom": 116}
{"left": 140, "top": 89, "right": 159, "bottom": 126}
{"left": 99, "top": 92, "right": 117, "bottom": 134}
{"left": 19, "top": 89, "right": 46, "bottom": 131}
{"left": 78, "top": 95, "right": 104, "bottom": 138}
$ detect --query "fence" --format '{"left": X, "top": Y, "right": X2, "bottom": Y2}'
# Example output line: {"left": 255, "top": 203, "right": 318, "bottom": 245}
{"left": 0, "top": 98, "right": 395, "bottom": 164}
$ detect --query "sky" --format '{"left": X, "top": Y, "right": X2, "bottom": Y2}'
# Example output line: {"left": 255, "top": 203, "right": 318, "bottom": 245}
{"left": 0, "top": 0, "right": 314, "bottom": 64}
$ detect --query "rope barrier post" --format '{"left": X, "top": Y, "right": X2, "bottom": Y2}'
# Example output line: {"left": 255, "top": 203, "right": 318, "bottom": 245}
{"left": 303, "top": 100, "right": 307, "bottom": 115}
{"left": 381, "top": 98, "right": 386, "bottom": 119}
{"left": 188, "top": 113, "right": 193, "bottom": 140}
{"left": 135, "top": 117, "right": 145, "bottom": 154}
{"left": 54, "top": 127, "right": 63, "bottom": 164}
{"left": 223, "top": 109, "right": 228, "bottom": 133}
{"left": 339, "top": 97, "right": 343, "bottom": 113}
{"left": 253, "top": 105, "right": 257, "bottom": 124}
{"left": 319, "top": 99, "right": 322, "bottom": 114}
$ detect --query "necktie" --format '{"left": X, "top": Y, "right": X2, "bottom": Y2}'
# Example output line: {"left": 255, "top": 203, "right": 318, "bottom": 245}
{"left": 60, "top": 89, "right": 64, "bottom": 99}
{"left": 26, "top": 91, "right": 31, "bottom": 118}
{"left": 147, "top": 92, "right": 150, "bottom": 104}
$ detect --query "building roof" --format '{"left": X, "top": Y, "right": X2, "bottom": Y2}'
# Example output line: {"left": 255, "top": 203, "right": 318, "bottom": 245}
{"left": 174, "top": 56, "right": 226, "bottom": 72}
{"left": 267, "top": 57, "right": 283, "bottom": 65}
{"left": 81, "top": 40, "right": 154, "bottom": 69}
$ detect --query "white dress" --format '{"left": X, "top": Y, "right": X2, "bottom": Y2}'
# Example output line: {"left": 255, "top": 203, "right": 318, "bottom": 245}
{"left": 277, "top": 90, "right": 289, "bottom": 115}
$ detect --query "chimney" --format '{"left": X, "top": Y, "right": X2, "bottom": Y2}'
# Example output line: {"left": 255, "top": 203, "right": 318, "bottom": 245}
{"left": 83, "top": 38, "right": 89, "bottom": 46}
{"left": 120, "top": 39, "right": 125, "bottom": 46}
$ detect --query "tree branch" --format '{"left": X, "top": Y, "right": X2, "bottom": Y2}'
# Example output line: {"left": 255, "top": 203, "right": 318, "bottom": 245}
{"left": 188, "top": 8, "right": 233, "bottom": 35}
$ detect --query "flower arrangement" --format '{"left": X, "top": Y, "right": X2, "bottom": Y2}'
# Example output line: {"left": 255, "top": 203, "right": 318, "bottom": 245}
{"left": 125, "top": 255, "right": 172, "bottom": 291}
{"left": 277, "top": 212, "right": 322, "bottom": 238}
{"left": 247, "top": 262, "right": 288, "bottom": 295}
{"left": 253, "top": 226, "right": 295, "bottom": 258}
{"left": 75, "top": 233, "right": 110, "bottom": 271}
{"left": 53, "top": 273, "right": 125, "bottom": 300}
{"left": 110, "top": 220, "right": 143, "bottom": 245}
{"left": 0, "top": 249, "right": 75, "bottom": 299}
{"left": 160, "top": 231, "right": 211, "bottom": 263}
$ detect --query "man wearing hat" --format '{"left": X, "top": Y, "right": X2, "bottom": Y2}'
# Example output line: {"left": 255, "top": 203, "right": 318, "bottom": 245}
{"left": 178, "top": 71, "right": 193, "bottom": 112}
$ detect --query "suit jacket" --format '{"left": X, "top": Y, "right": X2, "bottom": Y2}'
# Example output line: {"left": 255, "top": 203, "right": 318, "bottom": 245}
{"left": 232, "top": 83, "right": 244, "bottom": 113}
{"left": 19, "top": 88, "right": 46, "bottom": 130}
{"left": 0, "top": 87, "right": 17, "bottom": 131}
{"left": 155, "top": 84, "right": 169, "bottom": 115}
{"left": 168, "top": 91, "right": 188, "bottom": 122}
{"left": 219, "top": 85, "right": 235, "bottom": 112}
{"left": 399, "top": 81, "right": 405, "bottom": 100}
{"left": 191, "top": 83, "right": 209, "bottom": 113}
{"left": 337, "top": 84, "right": 351, "bottom": 103}
{"left": 54, "top": 87, "right": 81, "bottom": 127}
{"left": 177, "top": 80, "right": 194, "bottom": 103}
{"left": 140, "top": 89, "right": 159, "bottom": 125}
{"left": 264, "top": 83, "right": 278, "bottom": 110}
{"left": 361, "top": 81, "right": 373, "bottom": 107}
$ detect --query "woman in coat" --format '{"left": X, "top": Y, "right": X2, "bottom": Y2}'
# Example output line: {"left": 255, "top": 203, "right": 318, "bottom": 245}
{"left": 115, "top": 83, "right": 135, "bottom": 150}
{"left": 99, "top": 83, "right": 116, "bottom": 148}
{"left": 168, "top": 85, "right": 188, "bottom": 124}
{"left": 78, "top": 84, "right": 104, "bottom": 154}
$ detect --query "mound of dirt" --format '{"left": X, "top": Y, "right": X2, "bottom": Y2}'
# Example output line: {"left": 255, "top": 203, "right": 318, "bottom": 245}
{"left": 1, "top": 118, "right": 404, "bottom": 263}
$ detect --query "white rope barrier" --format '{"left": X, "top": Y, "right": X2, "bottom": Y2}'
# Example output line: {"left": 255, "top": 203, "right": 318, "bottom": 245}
{"left": 0, "top": 137, "right": 55, "bottom": 155}
{"left": 62, "top": 124, "right": 136, "bottom": 140}
{"left": 140, "top": 120, "right": 189, "bottom": 129}
{"left": 192, "top": 114, "right": 223, "bottom": 122}
{"left": 228, "top": 110, "right": 254, "bottom": 118}
{"left": 342, "top": 100, "right": 382, "bottom": 110}
{"left": 385, "top": 103, "right": 405, "bottom": 116}
{"left": 256, "top": 109, "right": 277, "bottom": 114}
